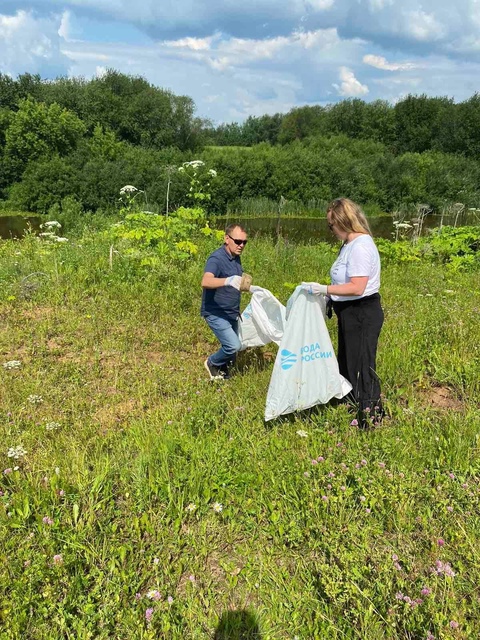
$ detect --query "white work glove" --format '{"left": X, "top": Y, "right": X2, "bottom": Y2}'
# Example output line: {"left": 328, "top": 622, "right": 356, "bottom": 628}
{"left": 225, "top": 275, "right": 242, "bottom": 290}
{"left": 301, "top": 282, "right": 328, "bottom": 295}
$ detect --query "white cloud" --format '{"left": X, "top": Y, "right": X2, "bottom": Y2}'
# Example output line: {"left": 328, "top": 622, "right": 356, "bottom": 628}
{"left": 363, "top": 54, "right": 419, "bottom": 71}
{"left": 333, "top": 66, "right": 369, "bottom": 96}
{"left": 0, "top": 10, "right": 70, "bottom": 76}
{"left": 306, "top": 0, "right": 335, "bottom": 10}
{"left": 403, "top": 10, "right": 446, "bottom": 42}
{"left": 166, "top": 36, "right": 214, "bottom": 51}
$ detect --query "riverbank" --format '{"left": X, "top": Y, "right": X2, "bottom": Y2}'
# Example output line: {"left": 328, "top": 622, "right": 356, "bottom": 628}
{"left": 1, "top": 232, "right": 479, "bottom": 638}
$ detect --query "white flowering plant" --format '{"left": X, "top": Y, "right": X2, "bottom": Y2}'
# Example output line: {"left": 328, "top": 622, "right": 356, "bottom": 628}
{"left": 178, "top": 160, "right": 217, "bottom": 204}
{"left": 109, "top": 177, "right": 221, "bottom": 265}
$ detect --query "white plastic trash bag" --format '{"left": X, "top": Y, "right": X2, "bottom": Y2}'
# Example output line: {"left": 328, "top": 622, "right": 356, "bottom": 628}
{"left": 265, "top": 286, "right": 352, "bottom": 421}
{"left": 238, "top": 286, "right": 286, "bottom": 350}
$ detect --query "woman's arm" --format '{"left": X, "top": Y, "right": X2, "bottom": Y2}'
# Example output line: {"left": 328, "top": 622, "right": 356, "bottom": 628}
{"left": 327, "top": 276, "right": 369, "bottom": 297}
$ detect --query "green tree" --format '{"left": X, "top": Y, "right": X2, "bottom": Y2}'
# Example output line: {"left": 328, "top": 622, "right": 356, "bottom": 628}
{"left": 4, "top": 97, "right": 86, "bottom": 181}
{"left": 278, "top": 106, "right": 327, "bottom": 144}
{"left": 394, "top": 94, "right": 454, "bottom": 154}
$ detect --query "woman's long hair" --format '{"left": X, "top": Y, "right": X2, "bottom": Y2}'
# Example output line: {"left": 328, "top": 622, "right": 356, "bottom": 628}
{"left": 327, "top": 198, "right": 372, "bottom": 236}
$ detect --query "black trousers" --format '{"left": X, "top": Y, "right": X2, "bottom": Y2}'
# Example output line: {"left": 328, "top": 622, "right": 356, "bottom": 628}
{"left": 333, "top": 293, "right": 384, "bottom": 425}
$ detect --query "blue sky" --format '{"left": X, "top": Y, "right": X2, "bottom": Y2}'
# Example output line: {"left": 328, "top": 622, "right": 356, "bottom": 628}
{"left": 1, "top": 1, "right": 480, "bottom": 123}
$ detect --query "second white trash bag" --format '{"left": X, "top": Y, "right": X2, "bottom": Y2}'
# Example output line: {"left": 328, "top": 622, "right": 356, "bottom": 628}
{"left": 265, "top": 286, "right": 352, "bottom": 421}
{"left": 238, "top": 286, "right": 286, "bottom": 350}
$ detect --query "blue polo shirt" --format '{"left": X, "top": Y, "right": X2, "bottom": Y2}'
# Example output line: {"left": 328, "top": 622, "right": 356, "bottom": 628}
{"left": 201, "top": 245, "right": 243, "bottom": 320}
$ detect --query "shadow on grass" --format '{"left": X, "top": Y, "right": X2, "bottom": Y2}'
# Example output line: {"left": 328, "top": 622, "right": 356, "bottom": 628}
{"left": 235, "top": 348, "right": 275, "bottom": 374}
{"left": 213, "top": 609, "right": 261, "bottom": 639}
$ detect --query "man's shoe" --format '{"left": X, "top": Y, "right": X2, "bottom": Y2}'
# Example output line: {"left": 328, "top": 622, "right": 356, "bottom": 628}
{"left": 220, "top": 365, "right": 231, "bottom": 380}
{"left": 204, "top": 359, "right": 225, "bottom": 381}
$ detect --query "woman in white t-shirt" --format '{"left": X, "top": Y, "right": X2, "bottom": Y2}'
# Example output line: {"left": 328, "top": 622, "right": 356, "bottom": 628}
{"left": 302, "top": 198, "right": 384, "bottom": 428}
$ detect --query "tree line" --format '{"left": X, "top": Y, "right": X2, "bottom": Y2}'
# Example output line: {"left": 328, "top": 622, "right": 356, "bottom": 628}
{"left": 1, "top": 70, "right": 480, "bottom": 216}
{"left": 205, "top": 95, "right": 480, "bottom": 157}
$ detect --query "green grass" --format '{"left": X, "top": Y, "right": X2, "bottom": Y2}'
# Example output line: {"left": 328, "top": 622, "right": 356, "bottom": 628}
{"left": 0, "top": 231, "right": 479, "bottom": 639}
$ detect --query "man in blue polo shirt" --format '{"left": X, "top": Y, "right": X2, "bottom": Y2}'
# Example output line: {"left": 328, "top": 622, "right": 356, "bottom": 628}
{"left": 201, "top": 223, "right": 251, "bottom": 380}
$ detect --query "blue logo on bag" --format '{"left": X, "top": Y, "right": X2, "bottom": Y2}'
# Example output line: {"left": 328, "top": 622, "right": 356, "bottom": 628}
{"left": 281, "top": 349, "right": 297, "bottom": 370}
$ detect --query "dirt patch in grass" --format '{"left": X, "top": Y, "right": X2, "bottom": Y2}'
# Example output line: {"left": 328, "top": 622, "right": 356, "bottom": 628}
{"left": 22, "top": 305, "right": 55, "bottom": 320}
{"left": 94, "top": 399, "right": 140, "bottom": 432}
{"left": 420, "top": 385, "right": 464, "bottom": 411}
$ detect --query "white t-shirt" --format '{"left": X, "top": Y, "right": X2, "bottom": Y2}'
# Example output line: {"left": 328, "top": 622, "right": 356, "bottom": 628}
{"left": 329, "top": 234, "right": 381, "bottom": 302}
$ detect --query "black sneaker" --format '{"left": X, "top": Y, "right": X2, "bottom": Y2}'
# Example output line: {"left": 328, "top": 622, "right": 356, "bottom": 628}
{"left": 204, "top": 359, "right": 225, "bottom": 381}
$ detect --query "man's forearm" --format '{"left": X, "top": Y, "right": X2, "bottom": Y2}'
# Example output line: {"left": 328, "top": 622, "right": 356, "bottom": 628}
{"left": 201, "top": 274, "right": 228, "bottom": 289}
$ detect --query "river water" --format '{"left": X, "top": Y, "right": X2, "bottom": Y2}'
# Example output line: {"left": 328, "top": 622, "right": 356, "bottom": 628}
{"left": 1, "top": 212, "right": 478, "bottom": 242}
{"left": 215, "top": 213, "right": 479, "bottom": 243}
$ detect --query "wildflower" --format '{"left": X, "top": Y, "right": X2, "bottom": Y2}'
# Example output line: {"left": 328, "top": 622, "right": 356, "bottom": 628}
{"left": 360, "top": 496, "right": 366, "bottom": 502}
{"left": 3, "top": 468, "right": 13, "bottom": 475}
{"left": 426, "top": 632, "right": 435, "bottom": 640}
{"left": 188, "top": 575, "right": 196, "bottom": 582}
{"left": 145, "top": 608, "right": 154, "bottom": 623}
{"left": 208, "top": 169, "right": 217, "bottom": 177}
{"left": 311, "top": 459, "right": 318, "bottom": 465}
{"left": 437, "top": 538, "right": 445, "bottom": 546}
{"left": 449, "top": 621, "right": 459, "bottom": 630}
{"left": 317, "top": 456, "right": 325, "bottom": 462}
{"left": 184, "top": 160, "right": 204, "bottom": 168}
{"left": 119, "top": 185, "right": 138, "bottom": 194}
{"left": 340, "top": 486, "right": 346, "bottom": 491}
{"left": 392, "top": 554, "right": 399, "bottom": 561}
{"left": 135, "top": 593, "right": 142, "bottom": 600}
{"left": 446, "top": 506, "right": 453, "bottom": 512}
{"left": 350, "top": 419, "right": 358, "bottom": 427}
{"left": 42, "top": 220, "right": 62, "bottom": 229}
{"left": 296, "top": 430, "right": 308, "bottom": 438}
{"left": 3, "top": 360, "right": 21, "bottom": 369}
{"left": 365, "top": 508, "right": 371, "bottom": 513}
{"left": 53, "top": 554, "right": 63, "bottom": 565}
{"left": 321, "top": 495, "right": 328, "bottom": 501}
{"left": 24, "top": 560, "right": 31, "bottom": 567}
{"left": 55, "top": 237, "right": 68, "bottom": 243}
{"left": 28, "top": 394, "right": 43, "bottom": 404}
{"left": 212, "top": 502, "right": 223, "bottom": 513}
{"left": 146, "top": 589, "right": 162, "bottom": 601}
{"left": 393, "top": 562, "right": 402, "bottom": 571}
{"left": 395, "top": 592, "right": 404, "bottom": 600}
{"left": 42, "top": 516, "right": 54, "bottom": 525}
{"left": 45, "top": 422, "right": 61, "bottom": 431}
{"left": 167, "top": 596, "right": 174, "bottom": 604}
{"left": 58, "top": 490, "right": 65, "bottom": 497}
{"left": 361, "top": 459, "right": 367, "bottom": 466}
{"left": 153, "top": 557, "right": 159, "bottom": 565}
{"left": 378, "top": 462, "right": 386, "bottom": 468}
{"left": 421, "top": 587, "right": 431, "bottom": 596}
{"left": 7, "top": 445, "right": 27, "bottom": 459}
{"left": 431, "top": 560, "right": 455, "bottom": 578}
{"left": 448, "top": 472, "right": 455, "bottom": 479}
{"left": 303, "top": 471, "right": 310, "bottom": 477}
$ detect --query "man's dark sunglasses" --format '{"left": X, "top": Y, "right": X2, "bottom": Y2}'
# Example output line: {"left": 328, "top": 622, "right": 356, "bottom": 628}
{"left": 228, "top": 235, "right": 248, "bottom": 246}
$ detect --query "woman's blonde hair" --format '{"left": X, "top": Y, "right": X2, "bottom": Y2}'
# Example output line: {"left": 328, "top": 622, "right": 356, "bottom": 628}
{"left": 327, "top": 198, "right": 372, "bottom": 236}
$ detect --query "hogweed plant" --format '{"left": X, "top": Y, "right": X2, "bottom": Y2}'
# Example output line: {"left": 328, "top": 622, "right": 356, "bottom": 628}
{"left": 109, "top": 181, "right": 223, "bottom": 267}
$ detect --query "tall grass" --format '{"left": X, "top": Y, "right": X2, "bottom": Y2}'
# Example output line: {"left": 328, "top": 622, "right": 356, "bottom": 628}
{"left": 0, "top": 230, "right": 479, "bottom": 638}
